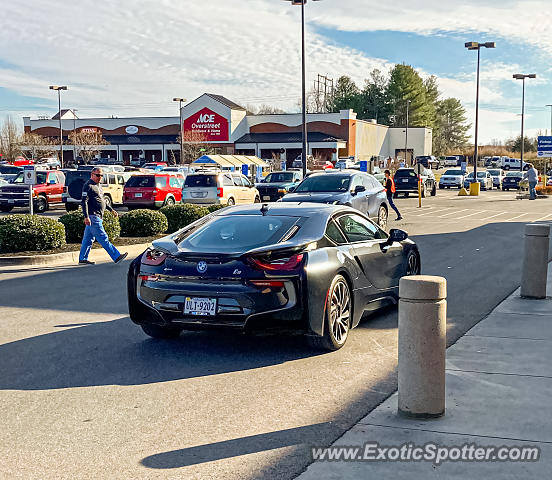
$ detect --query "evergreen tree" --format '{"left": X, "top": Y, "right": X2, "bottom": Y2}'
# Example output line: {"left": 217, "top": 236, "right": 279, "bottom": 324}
{"left": 327, "top": 75, "right": 361, "bottom": 113}
{"left": 357, "top": 69, "right": 391, "bottom": 123}
{"left": 433, "top": 98, "right": 471, "bottom": 155}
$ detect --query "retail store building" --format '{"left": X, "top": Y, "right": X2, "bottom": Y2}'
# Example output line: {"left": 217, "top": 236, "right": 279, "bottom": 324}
{"left": 23, "top": 93, "right": 432, "bottom": 165}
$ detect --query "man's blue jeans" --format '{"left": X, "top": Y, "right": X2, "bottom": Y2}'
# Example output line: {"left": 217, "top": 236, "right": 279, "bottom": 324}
{"left": 529, "top": 181, "right": 537, "bottom": 199}
{"left": 79, "top": 215, "right": 121, "bottom": 262}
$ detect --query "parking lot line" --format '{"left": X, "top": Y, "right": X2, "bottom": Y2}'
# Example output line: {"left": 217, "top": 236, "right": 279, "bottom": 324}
{"left": 413, "top": 208, "right": 453, "bottom": 217}
{"left": 438, "top": 209, "right": 469, "bottom": 218}
{"left": 455, "top": 210, "right": 487, "bottom": 219}
{"left": 535, "top": 213, "right": 552, "bottom": 222}
{"left": 506, "top": 213, "right": 530, "bottom": 222}
{"left": 485, "top": 211, "right": 509, "bottom": 220}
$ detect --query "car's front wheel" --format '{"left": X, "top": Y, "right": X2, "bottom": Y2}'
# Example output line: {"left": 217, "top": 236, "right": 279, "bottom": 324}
{"left": 308, "top": 274, "right": 352, "bottom": 351}
{"left": 141, "top": 323, "right": 183, "bottom": 339}
{"left": 34, "top": 195, "right": 48, "bottom": 213}
{"left": 406, "top": 250, "right": 421, "bottom": 275}
{"left": 227, "top": 197, "right": 235, "bottom": 206}
{"left": 377, "top": 205, "right": 388, "bottom": 229}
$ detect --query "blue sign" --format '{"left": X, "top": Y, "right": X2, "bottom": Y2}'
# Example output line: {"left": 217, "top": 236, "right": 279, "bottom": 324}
{"left": 256, "top": 165, "right": 263, "bottom": 182}
{"left": 230, "top": 166, "right": 235, "bottom": 172}
{"left": 537, "top": 136, "right": 552, "bottom": 157}
{"left": 359, "top": 160, "right": 368, "bottom": 172}
{"left": 281, "top": 161, "right": 287, "bottom": 171}
{"left": 461, "top": 161, "right": 467, "bottom": 173}
{"left": 241, "top": 164, "right": 249, "bottom": 176}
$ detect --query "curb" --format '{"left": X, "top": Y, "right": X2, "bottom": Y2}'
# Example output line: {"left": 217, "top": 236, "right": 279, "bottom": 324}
{"left": 0, "top": 242, "right": 151, "bottom": 267}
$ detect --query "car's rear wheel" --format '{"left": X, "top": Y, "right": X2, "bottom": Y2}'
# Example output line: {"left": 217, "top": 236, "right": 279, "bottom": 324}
{"left": 377, "top": 205, "right": 388, "bottom": 229}
{"left": 103, "top": 195, "right": 112, "bottom": 209}
{"left": 308, "top": 274, "right": 351, "bottom": 351}
{"left": 254, "top": 195, "right": 260, "bottom": 203}
{"left": 35, "top": 196, "right": 48, "bottom": 213}
{"left": 141, "top": 323, "right": 183, "bottom": 339}
{"left": 406, "top": 250, "right": 421, "bottom": 276}
{"left": 431, "top": 183, "right": 437, "bottom": 196}
{"left": 227, "top": 197, "right": 235, "bottom": 206}
{"left": 164, "top": 196, "right": 175, "bottom": 207}
{"left": 0, "top": 205, "right": 14, "bottom": 213}
{"left": 65, "top": 203, "right": 79, "bottom": 212}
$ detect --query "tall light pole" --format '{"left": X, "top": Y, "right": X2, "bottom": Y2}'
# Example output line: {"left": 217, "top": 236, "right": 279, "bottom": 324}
{"left": 49, "top": 85, "right": 68, "bottom": 168}
{"left": 513, "top": 73, "right": 537, "bottom": 173}
{"left": 404, "top": 99, "right": 411, "bottom": 165}
{"left": 465, "top": 42, "right": 495, "bottom": 183}
{"left": 72, "top": 109, "right": 78, "bottom": 164}
{"left": 173, "top": 97, "right": 186, "bottom": 164}
{"left": 546, "top": 104, "right": 552, "bottom": 136}
{"left": 284, "top": 0, "right": 320, "bottom": 177}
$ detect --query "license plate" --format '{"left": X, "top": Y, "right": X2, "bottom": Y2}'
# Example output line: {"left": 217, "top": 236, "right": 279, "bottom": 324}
{"left": 263, "top": 195, "right": 271, "bottom": 201}
{"left": 184, "top": 297, "right": 217, "bottom": 316}
{"left": 191, "top": 191, "right": 207, "bottom": 198}
{"left": 8, "top": 199, "right": 14, "bottom": 204}
{"left": 134, "top": 193, "right": 142, "bottom": 198}
{"left": 402, "top": 179, "right": 408, "bottom": 182}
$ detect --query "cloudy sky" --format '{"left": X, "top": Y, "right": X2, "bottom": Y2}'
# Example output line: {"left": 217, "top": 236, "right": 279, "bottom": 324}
{"left": 0, "top": 0, "right": 550, "bottom": 143}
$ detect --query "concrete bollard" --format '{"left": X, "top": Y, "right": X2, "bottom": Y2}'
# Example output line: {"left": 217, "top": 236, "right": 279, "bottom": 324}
{"left": 521, "top": 223, "right": 550, "bottom": 299}
{"left": 398, "top": 275, "right": 447, "bottom": 418}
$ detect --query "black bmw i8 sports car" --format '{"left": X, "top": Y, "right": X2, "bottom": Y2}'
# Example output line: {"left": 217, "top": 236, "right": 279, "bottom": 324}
{"left": 127, "top": 203, "right": 421, "bottom": 351}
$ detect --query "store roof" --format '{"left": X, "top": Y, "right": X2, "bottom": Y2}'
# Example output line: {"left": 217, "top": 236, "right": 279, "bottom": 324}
{"left": 192, "top": 155, "right": 268, "bottom": 168}
{"left": 235, "top": 132, "right": 345, "bottom": 144}
{"left": 205, "top": 94, "right": 246, "bottom": 111}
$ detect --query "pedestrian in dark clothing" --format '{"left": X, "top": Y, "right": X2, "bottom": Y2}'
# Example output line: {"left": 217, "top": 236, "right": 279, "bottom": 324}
{"left": 79, "top": 167, "right": 128, "bottom": 265}
{"left": 384, "top": 170, "right": 402, "bottom": 220}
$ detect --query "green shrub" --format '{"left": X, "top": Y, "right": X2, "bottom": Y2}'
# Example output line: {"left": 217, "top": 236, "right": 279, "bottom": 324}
{"left": 207, "top": 203, "right": 226, "bottom": 213}
{"left": 0, "top": 214, "right": 66, "bottom": 253}
{"left": 58, "top": 209, "right": 120, "bottom": 243}
{"left": 120, "top": 209, "right": 168, "bottom": 237}
{"left": 160, "top": 204, "right": 210, "bottom": 233}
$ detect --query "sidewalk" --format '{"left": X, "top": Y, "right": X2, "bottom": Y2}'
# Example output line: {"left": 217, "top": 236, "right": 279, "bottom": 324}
{"left": 297, "top": 263, "right": 552, "bottom": 479}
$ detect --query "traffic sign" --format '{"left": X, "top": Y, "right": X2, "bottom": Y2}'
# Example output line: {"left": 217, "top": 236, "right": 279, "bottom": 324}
{"left": 23, "top": 165, "right": 36, "bottom": 185}
{"left": 241, "top": 164, "right": 249, "bottom": 177}
{"left": 359, "top": 160, "right": 368, "bottom": 172}
{"left": 537, "top": 136, "right": 552, "bottom": 157}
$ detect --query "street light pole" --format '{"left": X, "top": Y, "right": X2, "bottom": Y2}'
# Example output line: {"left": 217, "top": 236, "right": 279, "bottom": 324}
{"left": 465, "top": 42, "right": 495, "bottom": 185}
{"left": 513, "top": 73, "right": 537, "bottom": 173}
{"left": 405, "top": 99, "right": 411, "bottom": 165}
{"left": 173, "top": 98, "right": 186, "bottom": 165}
{"left": 284, "top": 0, "right": 320, "bottom": 177}
{"left": 72, "top": 109, "right": 77, "bottom": 164}
{"left": 49, "top": 85, "right": 68, "bottom": 168}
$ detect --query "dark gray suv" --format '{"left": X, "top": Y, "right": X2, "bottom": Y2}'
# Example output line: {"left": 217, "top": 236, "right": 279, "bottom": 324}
{"left": 280, "top": 171, "right": 389, "bottom": 229}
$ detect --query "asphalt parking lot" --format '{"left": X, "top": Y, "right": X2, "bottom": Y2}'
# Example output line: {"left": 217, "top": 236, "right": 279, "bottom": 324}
{"left": 1, "top": 188, "right": 551, "bottom": 479}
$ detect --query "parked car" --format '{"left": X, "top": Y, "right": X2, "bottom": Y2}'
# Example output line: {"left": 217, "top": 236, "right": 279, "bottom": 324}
{"left": 463, "top": 171, "right": 493, "bottom": 190}
{"left": 442, "top": 156, "right": 460, "bottom": 167}
{"left": 36, "top": 157, "right": 61, "bottom": 169}
{"left": 161, "top": 166, "right": 191, "bottom": 176}
{"left": 499, "top": 157, "right": 530, "bottom": 171}
{"left": 123, "top": 174, "right": 183, "bottom": 209}
{"left": 0, "top": 169, "right": 65, "bottom": 213}
{"left": 0, "top": 165, "right": 22, "bottom": 175}
{"left": 182, "top": 172, "right": 260, "bottom": 206}
{"left": 143, "top": 162, "right": 168, "bottom": 171}
{"left": 127, "top": 203, "right": 420, "bottom": 350}
{"left": 280, "top": 171, "right": 389, "bottom": 229}
{"left": 439, "top": 168, "right": 467, "bottom": 189}
{"left": 415, "top": 155, "right": 440, "bottom": 169}
{"left": 12, "top": 157, "right": 34, "bottom": 166}
{"left": 487, "top": 169, "right": 505, "bottom": 189}
{"left": 393, "top": 167, "right": 437, "bottom": 197}
{"left": 63, "top": 170, "right": 132, "bottom": 211}
{"left": 502, "top": 171, "right": 524, "bottom": 191}
{"left": 255, "top": 170, "right": 303, "bottom": 202}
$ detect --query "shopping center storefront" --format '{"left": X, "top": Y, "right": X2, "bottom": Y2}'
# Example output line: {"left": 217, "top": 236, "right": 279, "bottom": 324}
{"left": 23, "top": 93, "right": 432, "bottom": 165}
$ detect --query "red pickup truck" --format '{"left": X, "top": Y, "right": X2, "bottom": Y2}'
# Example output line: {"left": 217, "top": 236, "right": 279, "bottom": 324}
{"left": 0, "top": 170, "right": 65, "bottom": 213}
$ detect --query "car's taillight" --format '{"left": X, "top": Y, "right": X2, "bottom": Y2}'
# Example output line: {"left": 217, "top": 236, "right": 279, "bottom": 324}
{"left": 152, "top": 189, "right": 158, "bottom": 197}
{"left": 249, "top": 253, "right": 304, "bottom": 271}
{"left": 63, "top": 186, "right": 68, "bottom": 193}
{"left": 250, "top": 280, "right": 285, "bottom": 288}
{"left": 217, "top": 187, "right": 223, "bottom": 198}
{"left": 141, "top": 249, "right": 167, "bottom": 266}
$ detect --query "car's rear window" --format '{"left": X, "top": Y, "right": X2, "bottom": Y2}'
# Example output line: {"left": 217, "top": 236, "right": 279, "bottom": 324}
{"left": 178, "top": 215, "right": 298, "bottom": 253}
{"left": 506, "top": 172, "right": 522, "bottom": 177}
{"left": 394, "top": 169, "right": 416, "bottom": 177}
{"left": 444, "top": 170, "right": 463, "bottom": 175}
{"left": 488, "top": 170, "right": 501, "bottom": 175}
{"left": 125, "top": 176, "right": 156, "bottom": 188}
{"left": 184, "top": 175, "right": 218, "bottom": 187}
{"left": 265, "top": 172, "right": 294, "bottom": 183}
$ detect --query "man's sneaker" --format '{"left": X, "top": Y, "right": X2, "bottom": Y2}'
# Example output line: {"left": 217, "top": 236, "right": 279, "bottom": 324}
{"left": 79, "top": 260, "right": 95, "bottom": 265}
{"left": 396, "top": 216, "right": 403, "bottom": 220}
{"left": 115, "top": 252, "right": 128, "bottom": 264}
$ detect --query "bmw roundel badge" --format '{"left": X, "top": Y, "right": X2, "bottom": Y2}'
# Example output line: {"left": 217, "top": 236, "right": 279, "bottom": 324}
{"left": 197, "top": 261, "right": 208, "bottom": 274}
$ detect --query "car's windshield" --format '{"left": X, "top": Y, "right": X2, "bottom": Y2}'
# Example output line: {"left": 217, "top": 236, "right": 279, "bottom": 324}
{"left": 13, "top": 172, "right": 47, "bottom": 184}
{"left": 506, "top": 172, "right": 522, "bottom": 177}
{"left": 488, "top": 170, "right": 501, "bottom": 176}
{"left": 393, "top": 169, "right": 416, "bottom": 177}
{"left": 178, "top": 215, "right": 298, "bottom": 253}
{"left": 467, "top": 172, "right": 486, "bottom": 178}
{"left": 444, "top": 170, "right": 463, "bottom": 175}
{"left": 265, "top": 172, "right": 294, "bottom": 183}
{"left": 294, "top": 175, "right": 351, "bottom": 192}
{"left": 445, "top": 156, "right": 458, "bottom": 160}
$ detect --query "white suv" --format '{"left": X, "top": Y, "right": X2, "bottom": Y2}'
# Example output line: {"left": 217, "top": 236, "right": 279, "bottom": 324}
{"left": 439, "top": 168, "right": 467, "bottom": 189}
{"left": 182, "top": 172, "right": 260, "bottom": 206}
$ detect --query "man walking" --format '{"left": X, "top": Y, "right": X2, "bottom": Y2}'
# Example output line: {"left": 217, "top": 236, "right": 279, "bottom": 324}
{"left": 79, "top": 167, "right": 127, "bottom": 265}
{"left": 523, "top": 163, "right": 538, "bottom": 200}
{"left": 384, "top": 169, "right": 402, "bottom": 221}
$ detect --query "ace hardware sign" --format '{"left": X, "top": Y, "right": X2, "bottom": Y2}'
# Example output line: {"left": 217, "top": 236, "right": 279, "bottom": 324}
{"left": 184, "top": 107, "right": 229, "bottom": 141}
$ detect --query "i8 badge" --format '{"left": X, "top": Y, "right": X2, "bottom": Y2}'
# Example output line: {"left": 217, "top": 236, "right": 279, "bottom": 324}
{"left": 197, "top": 261, "right": 207, "bottom": 274}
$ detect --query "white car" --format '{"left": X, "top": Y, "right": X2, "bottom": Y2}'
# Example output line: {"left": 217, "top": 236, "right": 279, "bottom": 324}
{"left": 464, "top": 171, "right": 494, "bottom": 190}
{"left": 487, "top": 168, "right": 505, "bottom": 189}
{"left": 442, "top": 156, "right": 459, "bottom": 167}
{"left": 439, "top": 168, "right": 467, "bottom": 189}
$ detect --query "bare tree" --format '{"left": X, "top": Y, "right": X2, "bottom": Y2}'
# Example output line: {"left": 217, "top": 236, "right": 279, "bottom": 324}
{"left": 19, "top": 133, "right": 56, "bottom": 160}
{"left": 307, "top": 86, "right": 326, "bottom": 113}
{"left": 68, "top": 130, "right": 110, "bottom": 164}
{"left": 0, "top": 115, "right": 22, "bottom": 161}
{"left": 178, "top": 130, "right": 214, "bottom": 164}
{"left": 245, "top": 104, "right": 286, "bottom": 115}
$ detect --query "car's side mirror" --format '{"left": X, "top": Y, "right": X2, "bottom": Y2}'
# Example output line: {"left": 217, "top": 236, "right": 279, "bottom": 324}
{"left": 288, "top": 186, "right": 296, "bottom": 193}
{"left": 385, "top": 228, "right": 408, "bottom": 245}
{"left": 353, "top": 185, "right": 366, "bottom": 195}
